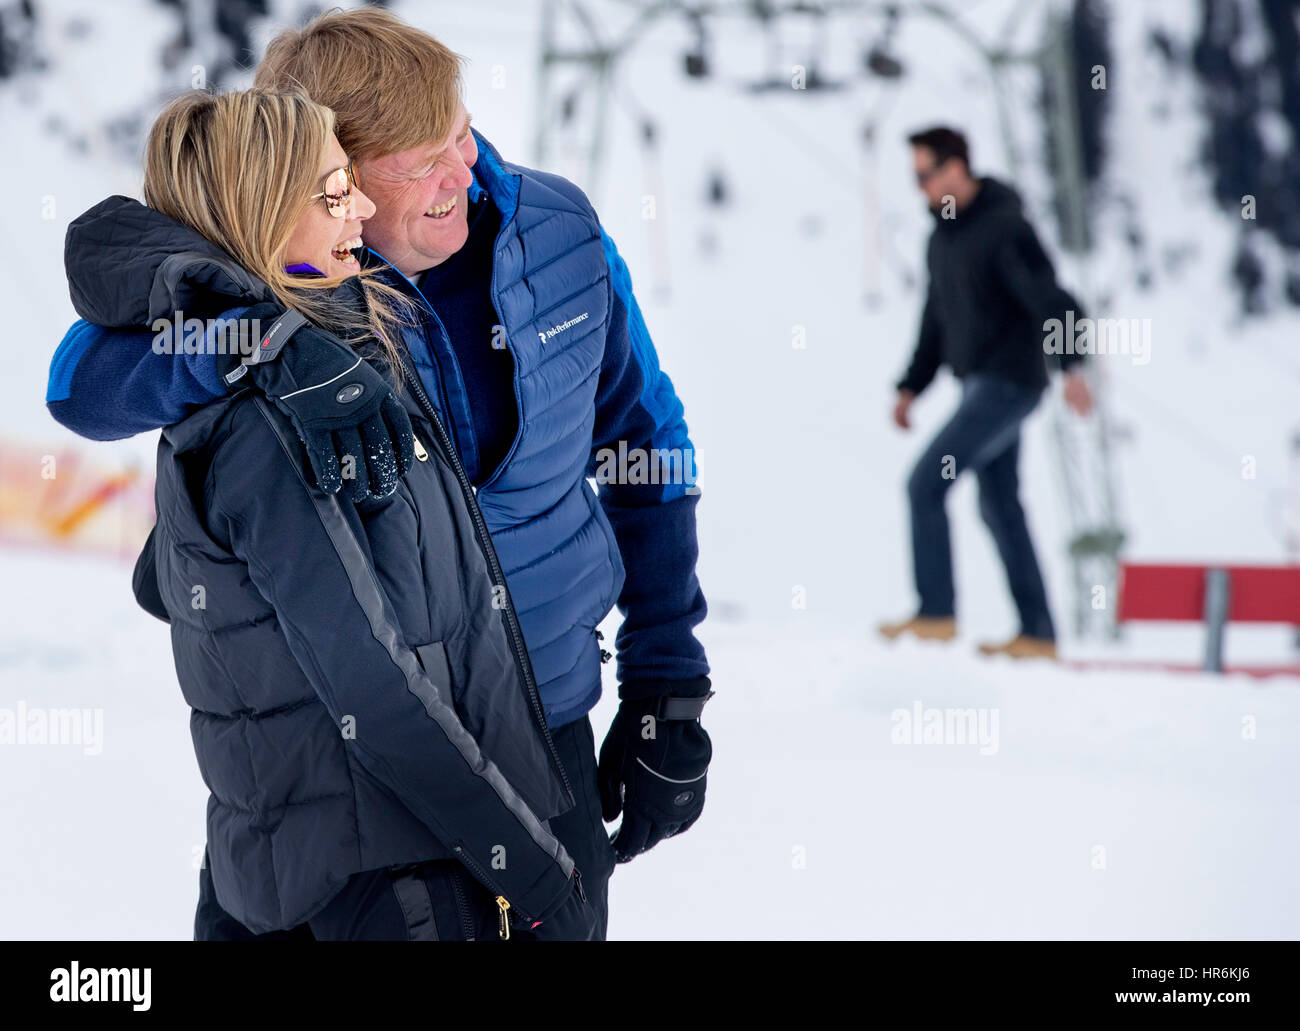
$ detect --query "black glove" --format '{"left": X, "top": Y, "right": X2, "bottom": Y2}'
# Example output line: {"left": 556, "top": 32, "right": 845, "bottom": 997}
{"left": 221, "top": 303, "right": 415, "bottom": 503}
{"left": 598, "top": 677, "right": 714, "bottom": 863}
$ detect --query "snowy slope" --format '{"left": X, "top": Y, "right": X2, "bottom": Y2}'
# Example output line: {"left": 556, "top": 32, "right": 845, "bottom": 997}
{"left": 1, "top": 0, "right": 1297, "bottom": 940}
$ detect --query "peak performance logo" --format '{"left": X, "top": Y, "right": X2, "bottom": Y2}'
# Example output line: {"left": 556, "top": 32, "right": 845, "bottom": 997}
{"left": 536, "top": 311, "right": 590, "bottom": 344}
{"left": 50, "top": 962, "right": 151, "bottom": 1011}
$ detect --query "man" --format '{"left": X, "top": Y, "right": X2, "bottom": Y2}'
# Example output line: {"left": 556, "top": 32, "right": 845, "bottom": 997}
{"left": 47, "top": 8, "right": 712, "bottom": 939}
{"left": 878, "top": 126, "right": 1092, "bottom": 660}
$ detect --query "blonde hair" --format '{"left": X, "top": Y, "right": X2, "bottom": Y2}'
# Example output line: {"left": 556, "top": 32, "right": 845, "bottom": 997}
{"left": 142, "top": 87, "right": 414, "bottom": 373}
{"left": 254, "top": 7, "right": 464, "bottom": 163}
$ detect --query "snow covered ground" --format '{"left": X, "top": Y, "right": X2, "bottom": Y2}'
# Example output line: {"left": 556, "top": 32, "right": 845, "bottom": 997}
{"left": 1, "top": 0, "right": 1297, "bottom": 939}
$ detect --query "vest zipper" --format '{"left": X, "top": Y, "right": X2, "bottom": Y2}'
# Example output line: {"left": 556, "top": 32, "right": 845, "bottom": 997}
{"left": 453, "top": 841, "right": 584, "bottom": 936}
{"left": 477, "top": 193, "right": 524, "bottom": 492}
{"left": 496, "top": 895, "right": 511, "bottom": 940}
{"left": 453, "top": 842, "right": 527, "bottom": 927}
{"left": 449, "top": 867, "right": 477, "bottom": 941}
{"left": 396, "top": 348, "right": 575, "bottom": 809}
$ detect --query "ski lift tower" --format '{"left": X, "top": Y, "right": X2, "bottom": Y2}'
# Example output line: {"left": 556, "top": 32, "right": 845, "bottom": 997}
{"left": 532, "top": 0, "right": 663, "bottom": 198}
{"left": 1039, "top": 5, "right": 1126, "bottom": 637}
{"left": 533, "top": 1, "right": 873, "bottom": 189}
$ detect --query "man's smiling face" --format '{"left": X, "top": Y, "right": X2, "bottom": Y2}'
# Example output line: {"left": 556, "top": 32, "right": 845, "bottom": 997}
{"left": 355, "top": 102, "right": 478, "bottom": 278}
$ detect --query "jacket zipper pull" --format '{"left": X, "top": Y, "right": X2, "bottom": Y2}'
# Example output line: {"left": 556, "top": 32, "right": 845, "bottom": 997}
{"left": 496, "top": 895, "right": 511, "bottom": 940}
{"left": 412, "top": 435, "right": 429, "bottom": 462}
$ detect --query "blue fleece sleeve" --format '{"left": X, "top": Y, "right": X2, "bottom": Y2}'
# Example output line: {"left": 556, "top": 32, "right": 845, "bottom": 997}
{"left": 46, "top": 312, "right": 245, "bottom": 440}
{"left": 587, "top": 229, "right": 708, "bottom": 688}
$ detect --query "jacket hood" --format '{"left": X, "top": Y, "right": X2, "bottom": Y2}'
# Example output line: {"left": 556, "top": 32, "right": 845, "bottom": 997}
{"left": 970, "top": 176, "right": 1023, "bottom": 215}
{"left": 930, "top": 175, "right": 1023, "bottom": 224}
{"left": 65, "top": 195, "right": 273, "bottom": 327}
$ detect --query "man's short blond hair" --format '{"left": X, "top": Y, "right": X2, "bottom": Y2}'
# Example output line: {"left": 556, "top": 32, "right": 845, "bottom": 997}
{"left": 254, "top": 7, "right": 464, "bottom": 163}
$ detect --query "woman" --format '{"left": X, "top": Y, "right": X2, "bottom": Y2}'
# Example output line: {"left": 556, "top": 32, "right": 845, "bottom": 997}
{"left": 62, "top": 89, "right": 594, "bottom": 940}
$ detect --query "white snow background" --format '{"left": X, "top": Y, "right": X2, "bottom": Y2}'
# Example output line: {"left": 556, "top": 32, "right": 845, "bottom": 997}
{"left": 0, "top": 0, "right": 1297, "bottom": 939}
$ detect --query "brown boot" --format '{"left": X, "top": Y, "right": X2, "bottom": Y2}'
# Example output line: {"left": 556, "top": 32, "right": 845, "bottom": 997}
{"left": 976, "top": 635, "right": 1058, "bottom": 660}
{"left": 878, "top": 615, "right": 957, "bottom": 642}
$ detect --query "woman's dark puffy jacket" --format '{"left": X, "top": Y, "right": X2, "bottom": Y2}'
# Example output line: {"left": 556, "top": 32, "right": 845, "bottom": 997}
{"left": 63, "top": 196, "right": 579, "bottom": 933}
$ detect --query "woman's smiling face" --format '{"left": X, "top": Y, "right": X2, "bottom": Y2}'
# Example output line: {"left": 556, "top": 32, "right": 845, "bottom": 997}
{"left": 284, "top": 133, "right": 377, "bottom": 276}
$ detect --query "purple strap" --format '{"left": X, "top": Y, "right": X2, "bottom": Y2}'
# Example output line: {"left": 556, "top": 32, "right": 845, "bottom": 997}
{"left": 285, "top": 262, "right": 324, "bottom": 276}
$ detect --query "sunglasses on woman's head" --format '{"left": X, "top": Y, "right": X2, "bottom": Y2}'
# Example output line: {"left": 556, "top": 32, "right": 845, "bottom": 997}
{"left": 309, "top": 159, "right": 359, "bottom": 218}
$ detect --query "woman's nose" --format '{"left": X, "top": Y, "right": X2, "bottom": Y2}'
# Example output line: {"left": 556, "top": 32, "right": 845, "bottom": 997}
{"left": 351, "top": 186, "right": 377, "bottom": 220}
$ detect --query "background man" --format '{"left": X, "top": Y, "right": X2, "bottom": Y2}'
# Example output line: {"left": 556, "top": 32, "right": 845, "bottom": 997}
{"left": 879, "top": 126, "right": 1093, "bottom": 660}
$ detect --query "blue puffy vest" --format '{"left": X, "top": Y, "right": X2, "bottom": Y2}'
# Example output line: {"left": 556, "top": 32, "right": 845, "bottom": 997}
{"left": 390, "top": 131, "right": 624, "bottom": 727}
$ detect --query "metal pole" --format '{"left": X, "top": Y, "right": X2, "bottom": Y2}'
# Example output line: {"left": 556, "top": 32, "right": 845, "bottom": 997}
{"left": 1202, "top": 568, "right": 1230, "bottom": 673}
{"left": 534, "top": 0, "right": 558, "bottom": 168}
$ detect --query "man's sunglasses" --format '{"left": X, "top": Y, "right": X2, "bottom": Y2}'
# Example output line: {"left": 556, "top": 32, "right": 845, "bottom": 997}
{"left": 309, "top": 160, "right": 359, "bottom": 218}
{"left": 915, "top": 157, "right": 953, "bottom": 186}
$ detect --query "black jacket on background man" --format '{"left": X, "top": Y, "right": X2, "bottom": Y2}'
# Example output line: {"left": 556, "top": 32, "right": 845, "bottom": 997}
{"left": 897, "top": 176, "right": 1084, "bottom": 396}
{"left": 63, "top": 196, "right": 583, "bottom": 934}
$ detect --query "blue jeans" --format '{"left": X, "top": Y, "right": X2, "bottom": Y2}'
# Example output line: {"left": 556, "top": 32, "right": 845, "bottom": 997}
{"left": 906, "top": 374, "right": 1056, "bottom": 641}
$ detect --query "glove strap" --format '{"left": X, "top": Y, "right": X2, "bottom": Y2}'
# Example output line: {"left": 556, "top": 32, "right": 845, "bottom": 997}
{"left": 224, "top": 308, "right": 308, "bottom": 385}
{"left": 655, "top": 692, "right": 715, "bottom": 721}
